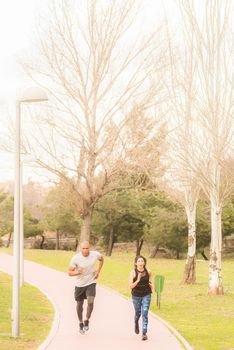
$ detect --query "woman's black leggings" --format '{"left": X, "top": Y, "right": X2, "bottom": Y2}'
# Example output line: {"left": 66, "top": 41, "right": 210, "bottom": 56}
{"left": 76, "top": 296, "right": 95, "bottom": 322}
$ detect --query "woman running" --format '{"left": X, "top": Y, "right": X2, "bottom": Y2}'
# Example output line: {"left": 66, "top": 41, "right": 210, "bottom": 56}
{"left": 129, "top": 255, "right": 152, "bottom": 340}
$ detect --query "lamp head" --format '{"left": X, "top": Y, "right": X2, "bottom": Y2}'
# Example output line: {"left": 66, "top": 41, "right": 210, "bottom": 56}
{"left": 17, "top": 86, "right": 48, "bottom": 103}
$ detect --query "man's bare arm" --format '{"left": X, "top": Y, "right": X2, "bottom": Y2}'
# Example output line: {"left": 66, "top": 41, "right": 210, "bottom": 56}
{"left": 68, "top": 266, "right": 84, "bottom": 276}
{"left": 94, "top": 256, "right": 104, "bottom": 279}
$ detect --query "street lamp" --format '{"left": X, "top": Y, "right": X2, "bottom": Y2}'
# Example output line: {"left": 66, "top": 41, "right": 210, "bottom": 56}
{"left": 19, "top": 155, "right": 36, "bottom": 288}
{"left": 12, "top": 86, "right": 48, "bottom": 337}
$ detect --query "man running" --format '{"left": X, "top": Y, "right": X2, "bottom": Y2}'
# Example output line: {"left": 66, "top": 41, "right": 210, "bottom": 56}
{"left": 68, "top": 241, "right": 104, "bottom": 334}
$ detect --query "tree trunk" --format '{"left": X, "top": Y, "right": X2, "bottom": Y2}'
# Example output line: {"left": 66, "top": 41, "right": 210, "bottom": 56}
{"left": 80, "top": 211, "right": 92, "bottom": 243}
{"left": 200, "top": 249, "right": 208, "bottom": 260}
{"left": 56, "top": 229, "right": 60, "bottom": 250}
{"left": 176, "top": 250, "right": 180, "bottom": 259}
{"left": 183, "top": 203, "right": 197, "bottom": 284}
{"left": 106, "top": 226, "right": 115, "bottom": 256}
{"left": 40, "top": 234, "right": 45, "bottom": 249}
{"left": 150, "top": 245, "right": 159, "bottom": 258}
{"left": 208, "top": 199, "right": 224, "bottom": 295}
{"left": 136, "top": 239, "right": 144, "bottom": 256}
{"left": 183, "top": 256, "right": 196, "bottom": 284}
{"left": 6, "top": 231, "right": 13, "bottom": 248}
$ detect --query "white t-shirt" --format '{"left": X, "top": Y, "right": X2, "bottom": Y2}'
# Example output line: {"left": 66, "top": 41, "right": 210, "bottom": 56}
{"left": 70, "top": 251, "right": 102, "bottom": 287}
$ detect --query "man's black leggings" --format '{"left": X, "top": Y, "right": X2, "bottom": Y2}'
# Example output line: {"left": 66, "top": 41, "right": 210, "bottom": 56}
{"left": 76, "top": 296, "right": 95, "bottom": 322}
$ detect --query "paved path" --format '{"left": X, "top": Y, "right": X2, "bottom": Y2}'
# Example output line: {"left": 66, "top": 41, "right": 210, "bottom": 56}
{"left": 0, "top": 253, "right": 192, "bottom": 350}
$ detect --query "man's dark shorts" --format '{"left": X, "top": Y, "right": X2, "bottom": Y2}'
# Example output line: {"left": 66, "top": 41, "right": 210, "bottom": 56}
{"left": 74, "top": 283, "right": 96, "bottom": 301}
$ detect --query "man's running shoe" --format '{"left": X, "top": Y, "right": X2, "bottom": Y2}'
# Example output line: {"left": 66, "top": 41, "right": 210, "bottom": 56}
{"left": 84, "top": 320, "right": 89, "bottom": 331}
{"left": 79, "top": 323, "right": 85, "bottom": 334}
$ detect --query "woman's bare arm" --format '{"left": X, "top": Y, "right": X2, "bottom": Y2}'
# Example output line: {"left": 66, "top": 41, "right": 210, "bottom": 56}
{"left": 129, "top": 270, "right": 142, "bottom": 289}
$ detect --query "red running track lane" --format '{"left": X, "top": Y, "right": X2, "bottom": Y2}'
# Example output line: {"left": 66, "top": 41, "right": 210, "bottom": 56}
{"left": 0, "top": 253, "right": 192, "bottom": 350}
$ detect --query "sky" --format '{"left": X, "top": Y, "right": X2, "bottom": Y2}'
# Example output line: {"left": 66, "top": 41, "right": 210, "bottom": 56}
{"left": 0, "top": 0, "right": 179, "bottom": 184}
{"left": 0, "top": 0, "right": 48, "bottom": 183}
{"left": 0, "top": 0, "right": 47, "bottom": 99}
{"left": 0, "top": 0, "right": 178, "bottom": 100}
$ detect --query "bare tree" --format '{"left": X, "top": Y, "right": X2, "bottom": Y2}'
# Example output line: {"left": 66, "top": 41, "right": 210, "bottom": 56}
{"left": 163, "top": 10, "right": 201, "bottom": 284}
{"left": 179, "top": 0, "right": 234, "bottom": 294}
{"left": 20, "top": 0, "right": 168, "bottom": 242}
{"left": 161, "top": 178, "right": 200, "bottom": 284}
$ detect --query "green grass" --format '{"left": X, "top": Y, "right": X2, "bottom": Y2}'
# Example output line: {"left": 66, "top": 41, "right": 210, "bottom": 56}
{"left": 1, "top": 247, "right": 234, "bottom": 349}
{"left": 0, "top": 271, "right": 54, "bottom": 350}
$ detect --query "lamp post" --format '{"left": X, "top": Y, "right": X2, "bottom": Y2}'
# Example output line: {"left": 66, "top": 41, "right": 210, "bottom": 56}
{"left": 20, "top": 161, "right": 23, "bottom": 288}
{"left": 12, "top": 87, "right": 48, "bottom": 337}
{"left": 19, "top": 154, "right": 37, "bottom": 288}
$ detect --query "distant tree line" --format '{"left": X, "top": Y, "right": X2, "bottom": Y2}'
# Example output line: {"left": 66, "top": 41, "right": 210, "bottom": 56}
{"left": 1, "top": 183, "right": 233, "bottom": 260}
